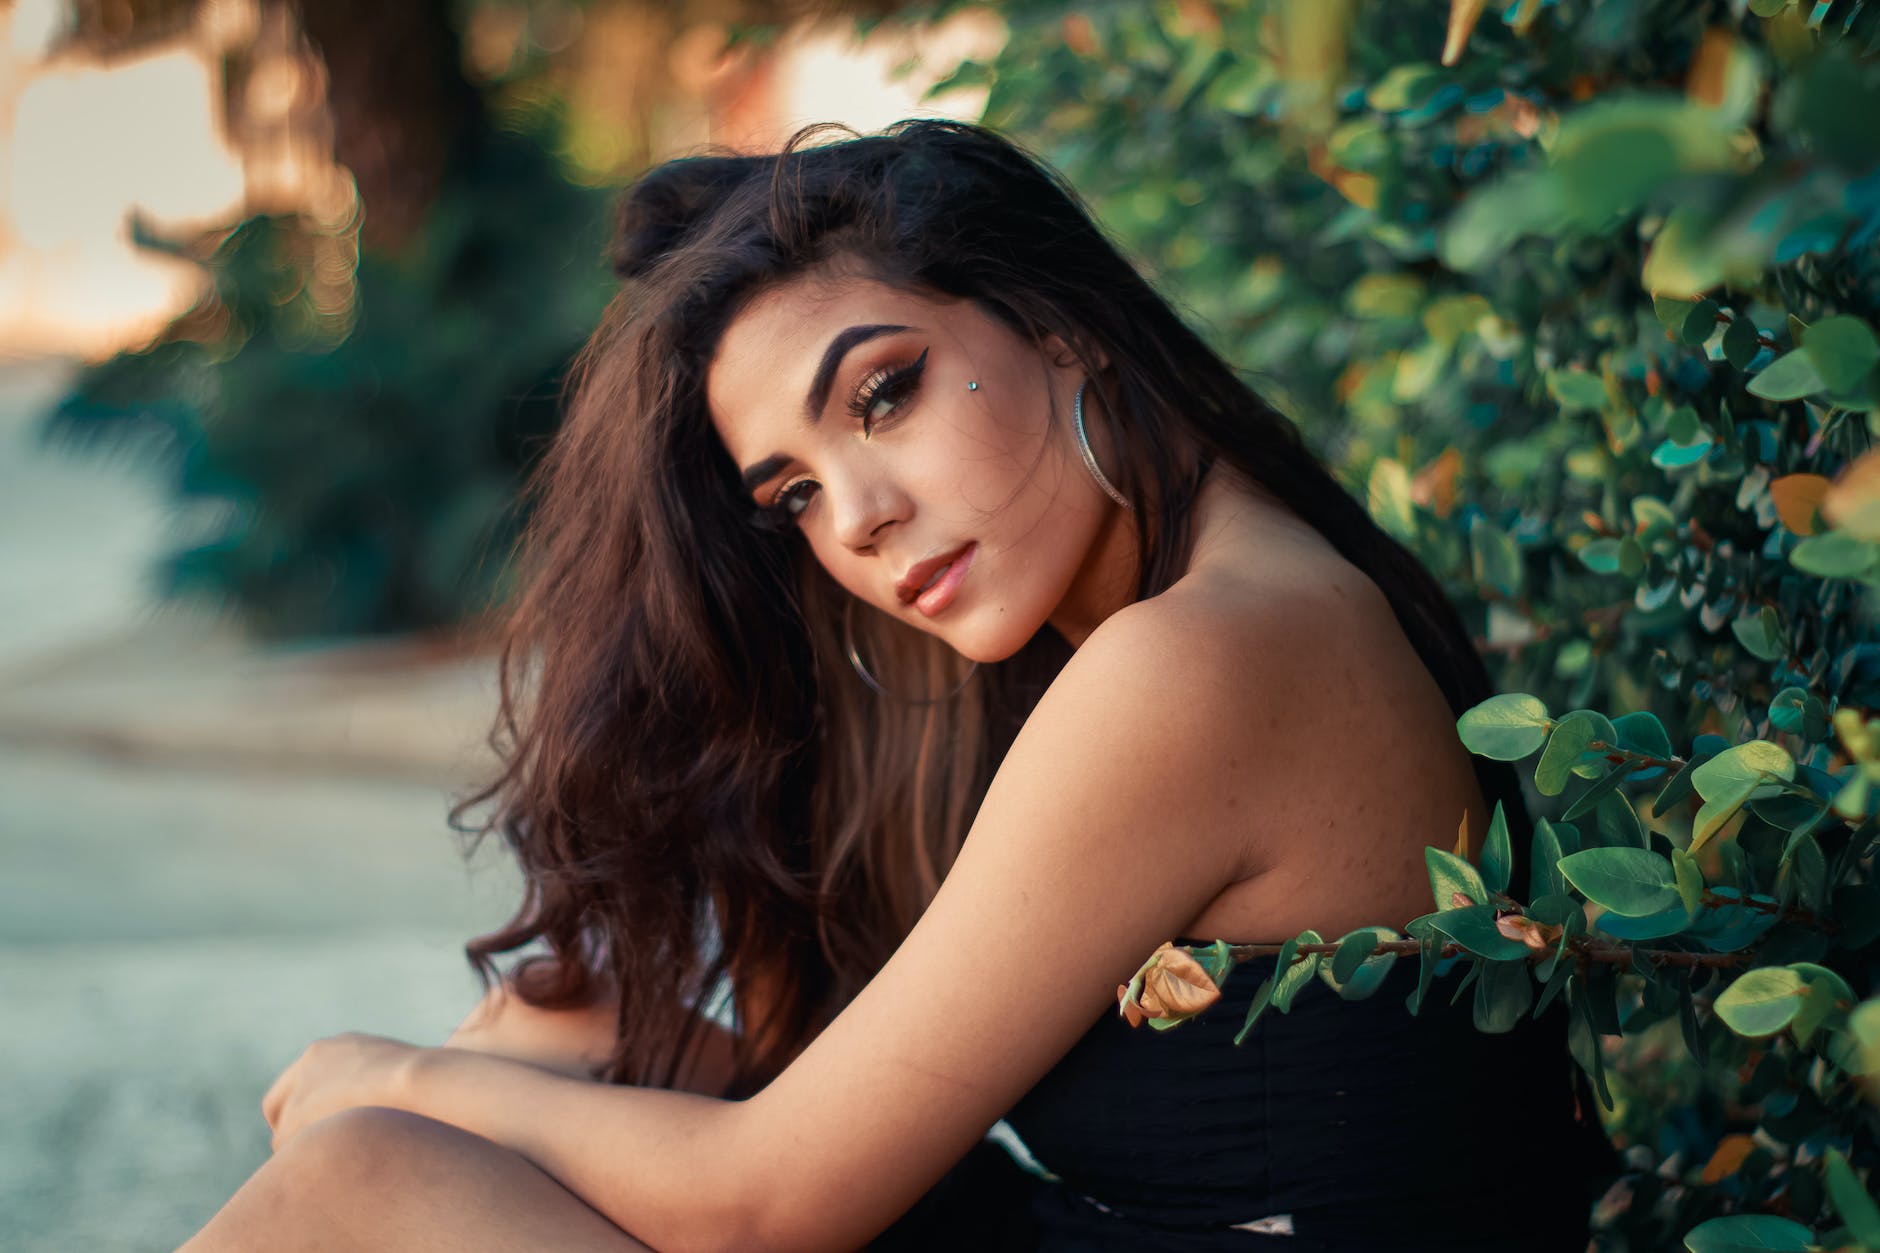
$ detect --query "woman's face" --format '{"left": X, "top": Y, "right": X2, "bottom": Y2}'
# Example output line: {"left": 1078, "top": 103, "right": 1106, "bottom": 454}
{"left": 706, "top": 268, "right": 1132, "bottom": 663}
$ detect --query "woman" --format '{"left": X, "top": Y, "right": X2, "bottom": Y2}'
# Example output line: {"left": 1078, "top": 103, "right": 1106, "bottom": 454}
{"left": 179, "top": 119, "right": 1617, "bottom": 1252}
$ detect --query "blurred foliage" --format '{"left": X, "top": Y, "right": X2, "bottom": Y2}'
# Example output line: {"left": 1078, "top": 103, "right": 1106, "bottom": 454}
{"left": 48, "top": 117, "right": 614, "bottom": 636}
{"left": 868, "top": 0, "right": 1880, "bottom": 1247}
{"left": 40, "top": 0, "right": 903, "bottom": 638}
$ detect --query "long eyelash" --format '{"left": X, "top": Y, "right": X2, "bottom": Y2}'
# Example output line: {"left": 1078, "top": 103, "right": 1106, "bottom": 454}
{"left": 846, "top": 345, "right": 928, "bottom": 432}
{"left": 751, "top": 478, "right": 814, "bottom": 532}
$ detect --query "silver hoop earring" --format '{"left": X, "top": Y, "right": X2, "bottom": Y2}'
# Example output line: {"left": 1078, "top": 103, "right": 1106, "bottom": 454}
{"left": 843, "top": 598, "right": 979, "bottom": 704}
{"left": 1073, "top": 380, "right": 1131, "bottom": 510}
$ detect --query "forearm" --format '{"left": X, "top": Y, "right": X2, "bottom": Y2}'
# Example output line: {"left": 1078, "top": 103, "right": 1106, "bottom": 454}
{"left": 445, "top": 973, "right": 742, "bottom": 1092}
{"left": 388, "top": 1045, "right": 757, "bottom": 1253}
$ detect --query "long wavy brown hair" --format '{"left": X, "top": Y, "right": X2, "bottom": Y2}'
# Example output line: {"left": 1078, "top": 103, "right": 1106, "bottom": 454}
{"left": 450, "top": 118, "right": 1529, "bottom": 1097}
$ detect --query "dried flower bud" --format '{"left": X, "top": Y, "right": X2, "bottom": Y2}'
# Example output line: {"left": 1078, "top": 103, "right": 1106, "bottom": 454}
{"left": 1116, "top": 942, "right": 1224, "bottom": 1027}
{"left": 1494, "top": 913, "right": 1563, "bottom": 950}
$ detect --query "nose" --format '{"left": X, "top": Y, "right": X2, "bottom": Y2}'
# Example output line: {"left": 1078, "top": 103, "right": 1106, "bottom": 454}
{"left": 828, "top": 469, "right": 907, "bottom": 553}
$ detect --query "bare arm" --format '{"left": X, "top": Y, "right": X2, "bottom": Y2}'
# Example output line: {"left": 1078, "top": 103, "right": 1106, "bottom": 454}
{"left": 443, "top": 967, "right": 740, "bottom": 1094}
{"left": 361, "top": 602, "right": 1296, "bottom": 1252}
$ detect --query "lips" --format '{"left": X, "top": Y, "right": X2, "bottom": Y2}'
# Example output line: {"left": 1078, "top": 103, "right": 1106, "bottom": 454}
{"left": 896, "top": 542, "right": 975, "bottom": 605}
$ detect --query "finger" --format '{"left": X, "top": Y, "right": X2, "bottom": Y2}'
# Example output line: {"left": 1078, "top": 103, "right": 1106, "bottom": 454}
{"left": 261, "top": 1064, "right": 291, "bottom": 1129}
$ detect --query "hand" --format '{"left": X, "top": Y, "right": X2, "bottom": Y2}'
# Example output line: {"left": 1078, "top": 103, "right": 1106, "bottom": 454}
{"left": 261, "top": 1031, "right": 425, "bottom": 1151}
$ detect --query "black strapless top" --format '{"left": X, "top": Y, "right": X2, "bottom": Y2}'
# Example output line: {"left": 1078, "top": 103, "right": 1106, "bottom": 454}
{"left": 872, "top": 943, "right": 1619, "bottom": 1252}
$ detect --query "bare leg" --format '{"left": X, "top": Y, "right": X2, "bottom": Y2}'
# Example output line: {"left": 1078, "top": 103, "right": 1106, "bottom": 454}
{"left": 176, "top": 1106, "right": 658, "bottom": 1253}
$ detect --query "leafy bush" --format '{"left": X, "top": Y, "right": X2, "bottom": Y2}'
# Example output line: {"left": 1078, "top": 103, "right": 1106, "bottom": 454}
{"left": 908, "top": 0, "right": 1880, "bottom": 1246}
{"left": 45, "top": 123, "right": 613, "bottom": 637}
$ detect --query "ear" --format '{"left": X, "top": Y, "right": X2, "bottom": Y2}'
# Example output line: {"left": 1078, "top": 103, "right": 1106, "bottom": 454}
{"left": 1042, "top": 331, "right": 1111, "bottom": 373}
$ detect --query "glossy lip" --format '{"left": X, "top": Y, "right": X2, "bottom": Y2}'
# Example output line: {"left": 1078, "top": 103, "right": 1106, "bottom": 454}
{"left": 895, "top": 541, "right": 976, "bottom": 606}
{"left": 912, "top": 543, "right": 975, "bottom": 618}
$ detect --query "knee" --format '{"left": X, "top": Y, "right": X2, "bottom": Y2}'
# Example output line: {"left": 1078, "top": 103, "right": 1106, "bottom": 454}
{"left": 273, "top": 1106, "right": 496, "bottom": 1206}
{"left": 179, "top": 1108, "right": 485, "bottom": 1252}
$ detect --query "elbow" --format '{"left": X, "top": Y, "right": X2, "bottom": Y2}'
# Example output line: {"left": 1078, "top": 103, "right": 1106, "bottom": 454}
{"left": 660, "top": 1212, "right": 798, "bottom": 1253}
{"left": 641, "top": 1149, "right": 810, "bottom": 1253}
{"left": 727, "top": 1189, "right": 882, "bottom": 1253}
{"left": 668, "top": 1180, "right": 835, "bottom": 1253}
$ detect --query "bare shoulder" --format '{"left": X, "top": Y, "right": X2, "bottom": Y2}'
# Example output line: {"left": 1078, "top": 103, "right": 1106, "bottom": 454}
{"left": 1060, "top": 545, "right": 1401, "bottom": 727}
{"left": 1048, "top": 540, "right": 1483, "bottom": 933}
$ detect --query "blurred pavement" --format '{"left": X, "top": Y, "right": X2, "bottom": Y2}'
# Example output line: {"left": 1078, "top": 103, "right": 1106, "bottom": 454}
{"left": 0, "top": 361, "right": 525, "bottom": 1251}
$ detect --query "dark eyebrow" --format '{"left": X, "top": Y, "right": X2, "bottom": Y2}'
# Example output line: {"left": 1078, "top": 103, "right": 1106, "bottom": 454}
{"left": 740, "top": 453, "right": 791, "bottom": 496}
{"left": 804, "top": 323, "right": 912, "bottom": 422}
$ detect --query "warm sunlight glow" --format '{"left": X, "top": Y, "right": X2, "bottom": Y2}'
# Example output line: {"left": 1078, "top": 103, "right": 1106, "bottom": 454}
{"left": 733, "top": 7, "right": 1004, "bottom": 151}
{"left": 0, "top": 29, "right": 243, "bottom": 358}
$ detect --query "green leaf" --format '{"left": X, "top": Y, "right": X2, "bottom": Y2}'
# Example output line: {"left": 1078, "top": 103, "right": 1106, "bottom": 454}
{"left": 1592, "top": 900, "right": 1694, "bottom": 939}
{"left": 1456, "top": 693, "right": 1551, "bottom": 760}
{"left": 1654, "top": 750, "right": 1712, "bottom": 813}
{"left": 1330, "top": 928, "right": 1382, "bottom": 984}
{"left": 1473, "top": 957, "right": 1533, "bottom": 1033}
{"left": 1722, "top": 312, "right": 1762, "bottom": 369}
{"left": 1568, "top": 993, "right": 1613, "bottom": 1112}
{"left": 1470, "top": 516, "right": 1524, "bottom": 597}
{"left": 1233, "top": 976, "right": 1277, "bottom": 1046}
{"left": 1547, "top": 368, "right": 1608, "bottom": 412}
{"left": 1535, "top": 710, "right": 1616, "bottom": 795}
{"left": 1367, "top": 457, "right": 1416, "bottom": 541}
{"left": 1480, "top": 800, "right": 1512, "bottom": 895}
{"left": 1427, "top": 904, "right": 1532, "bottom": 960}
{"left": 1618, "top": 534, "right": 1646, "bottom": 577}
{"left": 1693, "top": 741, "right": 1797, "bottom": 798}
{"left": 1406, "top": 935, "right": 1441, "bottom": 1015}
{"left": 1680, "top": 298, "right": 1721, "bottom": 346}
{"left": 1562, "top": 766, "right": 1628, "bottom": 821}
{"left": 1595, "top": 790, "right": 1647, "bottom": 851}
{"left": 1632, "top": 496, "right": 1678, "bottom": 534}
{"left": 1802, "top": 314, "right": 1880, "bottom": 393}
{"left": 1612, "top": 711, "right": 1673, "bottom": 764}
{"left": 1558, "top": 847, "right": 1681, "bottom": 916}
{"left": 1729, "top": 606, "right": 1786, "bottom": 662}
{"left": 1789, "top": 976, "right": 1838, "bottom": 1047}
{"left": 1691, "top": 741, "right": 1797, "bottom": 851}
{"left": 1427, "top": 846, "right": 1489, "bottom": 908}
{"left": 1449, "top": 956, "right": 1482, "bottom": 1007}
{"left": 1825, "top": 1147, "right": 1880, "bottom": 1247}
{"left": 1791, "top": 833, "right": 1829, "bottom": 914}
{"left": 1652, "top": 435, "right": 1715, "bottom": 469}
{"left": 1187, "top": 938, "right": 1237, "bottom": 989}
{"left": 1713, "top": 966, "right": 1810, "bottom": 1037}
{"left": 1679, "top": 976, "right": 1707, "bottom": 1065}
{"left": 1681, "top": 1214, "right": 1815, "bottom": 1253}
{"left": 1747, "top": 347, "right": 1828, "bottom": 401}
{"left": 1578, "top": 537, "right": 1624, "bottom": 573}
{"left": 1321, "top": 927, "right": 1401, "bottom": 1000}
{"left": 1534, "top": 956, "right": 1572, "bottom": 1017}
{"left": 1653, "top": 294, "right": 1697, "bottom": 334}
{"left": 1673, "top": 847, "right": 1705, "bottom": 918}
{"left": 1530, "top": 816, "right": 1568, "bottom": 901}
{"left": 1269, "top": 929, "right": 1324, "bottom": 1013}
{"left": 1791, "top": 531, "right": 1879, "bottom": 578}
{"left": 1788, "top": 961, "right": 1855, "bottom": 1010}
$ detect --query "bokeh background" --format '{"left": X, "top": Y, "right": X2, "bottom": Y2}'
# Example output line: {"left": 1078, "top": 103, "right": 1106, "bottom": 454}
{"left": 0, "top": 2, "right": 995, "bottom": 1248}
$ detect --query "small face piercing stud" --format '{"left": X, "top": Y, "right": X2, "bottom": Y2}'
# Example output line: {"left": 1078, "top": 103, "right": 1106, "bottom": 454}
{"left": 966, "top": 380, "right": 979, "bottom": 390}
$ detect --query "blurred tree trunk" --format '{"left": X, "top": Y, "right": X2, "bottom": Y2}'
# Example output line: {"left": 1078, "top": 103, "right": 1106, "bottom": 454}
{"left": 292, "top": 0, "right": 487, "bottom": 252}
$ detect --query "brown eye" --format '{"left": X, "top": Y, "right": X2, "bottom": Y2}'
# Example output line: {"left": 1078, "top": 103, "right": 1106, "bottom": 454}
{"left": 848, "top": 346, "right": 928, "bottom": 436}
{"left": 776, "top": 478, "right": 820, "bottom": 518}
